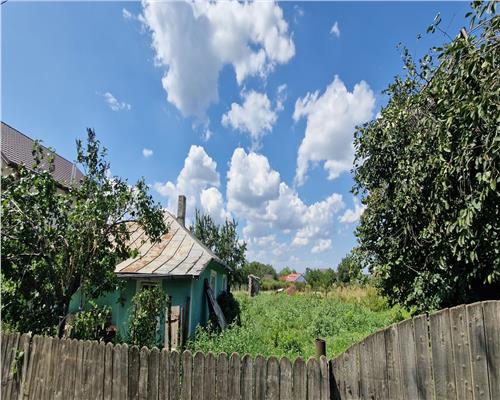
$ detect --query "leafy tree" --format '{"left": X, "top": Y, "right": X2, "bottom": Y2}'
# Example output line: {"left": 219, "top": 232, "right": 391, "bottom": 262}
{"left": 353, "top": 2, "right": 500, "bottom": 311}
{"left": 1, "top": 129, "right": 166, "bottom": 335}
{"left": 69, "top": 302, "right": 111, "bottom": 341}
{"left": 242, "top": 261, "right": 277, "bottom": 280}
{"left": 190, "top": 210, "right": 247, "bottom": 285}
{"left": 278, "top": 267, "right": 297, "bottom": 277}
{"left": 128, "top": 285, "right": 167, "bottom": 347}
{"left": 304, "top": 268, "right": 336, "bottom": 295}
{"left": 337, "top": 248, "right": 368, "bottom": 285}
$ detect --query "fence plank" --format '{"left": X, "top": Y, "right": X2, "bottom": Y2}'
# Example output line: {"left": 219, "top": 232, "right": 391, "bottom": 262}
{"left": 181, "top": 350, "right": 192, "bottom": 400}
{"left": 112, "top": 344, "right": 123, "bottom": 400}
{"left": 203, "top": 352, "right": 216, "bottom": 400}
{"left": 5, "top": 332, "right": 20, "bottom": 400}
{"left": 73, "top": 338, "right": 86, "bottom": 400}
{"left": 17, "top": 333, "right": 32, "bottom": 400}
{"left": 1, "top": 333, "right": 12, "bottom": 399}
{"left": 482, "top": 301, "right": 500, "bottom": 400}
{"left": 342, "top": 344, "right": 360, "bottom": 400}
{"left": 40, "top": 336, "right": 55, "bottom": 400}
{"left": 329, "top": 357, "right": 343, "bottom": 400}
{"left": 306, "top": 357, "right": 320, "bottom": 400}
{"left": 292, "top": 357, "right": 306, "bottom": 400}
{"left": 53, "top": 338, "right": 68, "bottom": 400}
{"left": 266, "top": 356, "right": 280, "bottom": 400}
{"left": 24, "top": 335, "right": 39, "bottom": 400}
{"left": 93, "top": 341, "right": 106, "bottom": 400}
{"left": 413, "top": 315, "right": 434, "bottom": 400}
{"left": 148, "top": 347, "right": 160, "bottom": 400}
{"left": 216, "top": 353, "right": 228, "bottom": 400}
{"left": 430, "top": 308, "right": 456, "bottom": 400}
{"left": 65, "top": 339, "right": 79, "bottom": 400}
{"left": 241, "top": 354, "right": 253, "bottom": 400}
{"left": 139, "top": 347, "right": 150, "bottom": 400}
{"left": 104, "top": 342, "right": 114, "bottom": 400}
{"left": 398, "top": 319, "right": 420, "bottom": 400}
{"left": 279, "top": 357, "right": 291, "bottom": 400}
{"left": 360, "top": 331, "right": 387, "bottom": 399}
{"left": 254, "top": 355, "right": 266, "bottom": 400}
{"left": 129, "top": 346, "right": 141, "bottom": 400}
{"left": 158, "top": 349, "right": 169, "bottom": 400}
{"left": 228, "top": 353, "right": 241, "bottom": 400}
{"left": 450, "top": 305, "right": 473, "bottom": 400}
{"left": 467, "top": 302, "right": 491, "bottom": 400}
{"left": 319, "top": 356, "right": 329, "bottom": 400}
{"left": 192, "top": 352, "right": 205, "bottom": 400}
{"left": 168, "top": 351, "right": 180, "bottom": 400}
{"left": 384, "top": 324, "right": 403, "bottom": 400}
{"left": 121, "top": 344, "right": 130, "bottom": 400}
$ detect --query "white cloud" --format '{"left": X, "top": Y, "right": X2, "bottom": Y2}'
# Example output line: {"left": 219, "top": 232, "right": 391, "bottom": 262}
{"left": 140, "top": 0, "right": 295, "bottom": 118}
{"left": 276, "top": 84, "right": 287, "bottom": 112}
{"left": 200, "top": 187, "right": 231, "bottom": 223}
{"left": 202, "top": 128, "right": 213, "bottom": 142}
{"left": 103, "top": 92, "right": 131, "bottom": 112}
{"left": 123, "top": 8, "right": 133, "bottom": 20}
{"left": 222, "top": 91, "right": 277, "bottom": 148}
{"left": 142, "top": 148, "right": 153, "bottom": 158}
{"left": 293, "top": 76, "right": 375, "bottom": 185}
{"left": 153, "top": 145, "right": 221, "bottom": 220}
{"left": 312, "top": 239, "right": 332, "bottom": 254}
{"left": 339, "top": 197, "right": 366, "bottom": 224}
{"left": 330, "top": 21, "right": 340, "bottom": 38}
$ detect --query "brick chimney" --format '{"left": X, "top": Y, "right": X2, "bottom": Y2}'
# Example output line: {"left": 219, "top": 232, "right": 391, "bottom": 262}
{"left": 177, "top": 195, "right": 186, "bottom": 226}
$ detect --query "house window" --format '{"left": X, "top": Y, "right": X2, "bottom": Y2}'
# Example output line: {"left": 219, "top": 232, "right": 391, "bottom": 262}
{"left": 210, "top": 270, "right": 217, "bottom": 293}
{"left": 222, "top": 275, "right": 227, "bottom": 292}
{"left": 138, "top": 280, "right": 161, "bottom": 292}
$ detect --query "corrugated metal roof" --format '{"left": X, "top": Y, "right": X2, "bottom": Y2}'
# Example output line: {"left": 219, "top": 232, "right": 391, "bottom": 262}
{"left": 1, "top": 122, "right": 84, "bottom": 188}
{"left": 115, "top": 211, "right": 228, "bottom": 278}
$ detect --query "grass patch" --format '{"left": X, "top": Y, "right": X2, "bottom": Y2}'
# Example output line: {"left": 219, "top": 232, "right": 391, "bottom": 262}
{"left": 187, "top": 286, "right": 409, "bottom": 359}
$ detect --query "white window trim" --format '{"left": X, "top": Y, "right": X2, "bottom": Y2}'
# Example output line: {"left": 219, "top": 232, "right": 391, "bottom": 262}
{"left": 210, "top": 270, "right": 217, "bottom": 294}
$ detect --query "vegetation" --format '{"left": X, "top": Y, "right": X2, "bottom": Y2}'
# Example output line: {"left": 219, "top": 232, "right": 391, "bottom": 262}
{"left": 242, "top": 261, "right": 277, "bottom": 280}
{"left": 188, "top": 287, "right": 408, "bottom": 359}
{"left": 337, "top": 248, "right": 368, "bottom": 285}
{"left": 69, "top": 302, "right": 111, "bottom": 341}
{"left": 278, "top": 267, "right": 296, "bottom": 277}
{"left": 1, "top": 129, "right": 166, "bottom": 335}
{"left": 303, "top": 268, "right": 336, "bottom": 295}
{"left": 128, "top": 286, "right": 168, "bottom": 348}
{"left": 353, "top": 2, "right": 500, "bottom": 312}
{"left": 190, "top": 210, "right": 247, "bottom": 285}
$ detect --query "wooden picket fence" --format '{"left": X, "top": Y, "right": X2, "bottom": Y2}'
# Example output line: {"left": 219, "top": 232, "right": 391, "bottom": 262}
{"left": 1, "top": 300, "right": 499, "bottom": 399}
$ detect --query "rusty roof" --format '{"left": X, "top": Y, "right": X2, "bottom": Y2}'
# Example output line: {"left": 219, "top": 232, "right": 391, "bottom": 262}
{"left": 115, "top": 211, "right": 229, "bottom": 278}
{"left": 1, "top": 122, "right": 84, "bottom": 188}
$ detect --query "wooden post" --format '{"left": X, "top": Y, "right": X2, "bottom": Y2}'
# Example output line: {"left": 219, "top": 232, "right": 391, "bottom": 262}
{"left": 315, "top": 338, "right": 326, "bottom": 358}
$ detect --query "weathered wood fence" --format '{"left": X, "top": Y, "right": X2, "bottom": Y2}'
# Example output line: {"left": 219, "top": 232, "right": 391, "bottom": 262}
{"left": 1, "top": 300, "right": 499, "bottom": 399}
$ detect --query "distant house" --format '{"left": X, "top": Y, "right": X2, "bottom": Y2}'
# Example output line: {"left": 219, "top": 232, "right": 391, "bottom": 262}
{"left": 281, "top": 273, "right": 307, "bottom": 283}
{"left": 1, "top": 122, "right": 84, "bottom": 190}
{"left": 70, "top": 196, "right": 230, "bottom": 349}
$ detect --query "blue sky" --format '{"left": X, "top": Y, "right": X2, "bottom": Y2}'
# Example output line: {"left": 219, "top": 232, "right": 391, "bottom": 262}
{"left": 2, "top": 1, "right": 471, "bottom": 272}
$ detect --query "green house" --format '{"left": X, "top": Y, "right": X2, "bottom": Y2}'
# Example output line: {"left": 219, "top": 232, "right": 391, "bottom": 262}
{"left": 70, "top": 196, "right": 230, "bottom": 348}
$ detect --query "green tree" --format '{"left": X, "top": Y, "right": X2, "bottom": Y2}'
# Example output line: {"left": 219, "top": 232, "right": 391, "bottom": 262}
{"left": 353, "top": 2, "right": 500, "bottom": 311}
{"left": 337, "top": 248, "right": 367, "bottom": 285}
{"left": 278, "top": 267, "right": 297, "bottom": 277}
{"left": 128, "top": 285, "right": 167, "bottom": 347}
{"left": 304, "top": 268, "right": 336, "bottom": 295}
{"left": 242, "top": 261, "right": 277, "bottom": 280}
{"left": 1, "top": 129, "right": 166, "bottom": 335}
{"left": 190, "top": 210, "right": 247, "bottom": 285}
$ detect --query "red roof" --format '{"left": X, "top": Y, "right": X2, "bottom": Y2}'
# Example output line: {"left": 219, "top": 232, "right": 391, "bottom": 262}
{"left": 282, "top": 273, "right": 302, "bottom": 282}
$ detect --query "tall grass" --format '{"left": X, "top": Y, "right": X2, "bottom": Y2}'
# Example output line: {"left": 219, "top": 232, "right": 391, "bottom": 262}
{"left": 187, "top": 286, "right": 409, "bottom": 359}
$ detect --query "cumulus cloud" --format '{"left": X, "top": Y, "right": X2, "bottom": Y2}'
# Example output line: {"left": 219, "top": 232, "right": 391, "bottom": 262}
{"left": 142, "top": 148, "right": 153, "bottom": 158}
{"left": 330, "top": 21, "right": 340, "bottom": 37}
{"left": 312, "top": 239, "right": 332, "bottom": 253}
{"left": 339, "top": 197, "right": 366, "bottom": 224}
{"left": 122, "top": 8, "right": 133, "bottom": 20}
{"left": 103, "top": 92, "right": 131, "bottom": 111}
{"left": 153, "top": 145, "right": 225, "bottom": 221}
{"left": 222, "top": 91, "right": 277, "bottom": 148}
{"left": 293, "top": 76, "right": 375, "bottom": 185}
{"left": 200, "top": 187, "right": 231, "bottom": 223}
{"left": 140, "top": 0, "right": 295, "bottom": 118}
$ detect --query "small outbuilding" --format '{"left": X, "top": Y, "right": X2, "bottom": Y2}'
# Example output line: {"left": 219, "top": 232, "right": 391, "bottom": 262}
{"left": 281, "top": 273, "right": 307, "bottom": 283}
{"left": 70, "top": 196, "right": 230, "bottom": 349}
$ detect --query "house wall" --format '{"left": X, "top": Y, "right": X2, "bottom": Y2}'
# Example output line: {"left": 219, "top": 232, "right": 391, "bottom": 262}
{"left": 69, "top": 263, "right": 229, "bottom": 343}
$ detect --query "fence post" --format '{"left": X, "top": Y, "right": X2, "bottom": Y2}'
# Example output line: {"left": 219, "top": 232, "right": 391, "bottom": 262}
{"left": 315, "top": 338, "right": 326, "bottom": 358}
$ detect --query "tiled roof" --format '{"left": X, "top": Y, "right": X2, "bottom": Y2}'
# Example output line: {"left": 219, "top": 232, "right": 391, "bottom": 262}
{"left": 1, "top": 122, "right": 84, "bottom": 188}
{"left": 283, "top": 273, "right": 303, "bottom": 282}
{"left": 115, "top": 212, "right": 228, "bottom": 278}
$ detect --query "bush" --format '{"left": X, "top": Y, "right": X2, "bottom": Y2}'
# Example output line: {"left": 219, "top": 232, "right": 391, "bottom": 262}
{"left": 261, "top": 279, "right": 287, "bottom": 291}
{"left": 217, "top": 291, "right": 241, "bottom": 325}
{"left": 69, "top": 302, "right": 111, "bottom": 341}
{"left": 128, "top": 286, "right": 167, "bottom": 347}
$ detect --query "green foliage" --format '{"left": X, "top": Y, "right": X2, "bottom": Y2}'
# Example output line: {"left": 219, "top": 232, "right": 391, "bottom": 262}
{"left": 242, "top": 261, "right": 277, "bottom": 280}
{"left": 216, "top": 291, "right": 241, "bottom": 325}
{"left": 304, "top": 268, "right": 336, "bottom": 294}
{"left": 337, "top": 248, "right": 368, "bottom": 285}
{"left": 128, "top": 285, "right": 167, "bottom": 348}
{"left": 353, "top": 3, "right": 500, "bottom": 312}
{"left": 187, "top": 289, "right": 407, "bottom": 359}
{"left": 190, "top": 210, "right": 247, "bottom": 284}
{"left": 261, "top": 279, "right": 287, "bottom": 291}
{"left": 70, "top": 302, "right": 111, "bottom": 341}
{"left": 1, "top": 129, "right": 166, "bottom": 334}
{"left": 278, "top": 267, "right": 296, "bottom": 277}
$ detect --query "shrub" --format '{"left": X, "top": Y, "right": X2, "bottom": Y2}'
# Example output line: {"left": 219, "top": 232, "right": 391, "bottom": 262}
{"left": 69, "top": 302, "right": 111, "bottom": 341}
{"left": 128, "top": 286, "right": 167, "bottom": 347}
{"left": 217, "top": 291, "right": 241, "bottom": 325}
